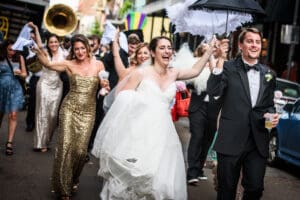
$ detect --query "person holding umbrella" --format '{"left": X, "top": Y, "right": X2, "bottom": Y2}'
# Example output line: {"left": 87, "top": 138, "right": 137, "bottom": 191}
{"left": 207, "top": 27, "right": 279, "bottom": 200}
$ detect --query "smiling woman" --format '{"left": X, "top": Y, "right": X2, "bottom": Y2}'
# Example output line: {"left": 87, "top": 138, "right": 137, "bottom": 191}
{"left": 28, "top": 22, "right": 65, "bottom": 153}
{"left": 33, "top": 32, "right": 108, "bottom": 200}
{"left": 92, "top": 35, "right": 216, "bottom": 199}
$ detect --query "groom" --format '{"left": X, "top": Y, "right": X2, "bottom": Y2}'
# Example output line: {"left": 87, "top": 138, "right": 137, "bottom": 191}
{"left": 207, "top": 28, "right": 279, "bottom": 200}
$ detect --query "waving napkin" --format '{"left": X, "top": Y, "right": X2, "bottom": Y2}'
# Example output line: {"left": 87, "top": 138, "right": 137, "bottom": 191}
{"left": 101, "top": 21, "right": 128, "bottom": 53}
{"left": 12, "top": 24, "right": 36, "bottom": 51}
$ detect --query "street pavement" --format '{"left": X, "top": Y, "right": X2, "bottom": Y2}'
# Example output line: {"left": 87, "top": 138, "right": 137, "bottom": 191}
{"left": 0, "top": 111, "right": 300, "bottom": 200}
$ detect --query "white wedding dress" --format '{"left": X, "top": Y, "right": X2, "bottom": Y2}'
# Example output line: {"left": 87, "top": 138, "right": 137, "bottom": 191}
{"left": 92, "top": 74, "right": 187, "bottom": 200}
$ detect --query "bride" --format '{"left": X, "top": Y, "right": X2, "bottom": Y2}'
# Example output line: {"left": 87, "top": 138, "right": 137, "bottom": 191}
{"left": 92, "top": 36, "right": 216, "bottom": 199}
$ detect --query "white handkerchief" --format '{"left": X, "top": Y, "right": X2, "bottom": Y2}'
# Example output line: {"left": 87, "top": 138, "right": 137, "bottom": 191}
{"left": 12, "top": 24, "right": 34, "bottom": 51}
{"left": 101, "top": 22, "right": 116, "bottom": 45}
{"left": 99, "top": 70, "right": 109, "bottom": 80}
{"left": 100, "top": 21, "right": 128, "bottom": 53}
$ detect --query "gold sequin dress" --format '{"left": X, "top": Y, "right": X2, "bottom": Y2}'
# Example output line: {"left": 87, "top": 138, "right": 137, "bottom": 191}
{"left": 52, "top": 74, "right": 99, "bottom": 197}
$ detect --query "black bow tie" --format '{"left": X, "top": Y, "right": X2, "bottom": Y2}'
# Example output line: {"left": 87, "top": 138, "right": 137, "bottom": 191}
{"left": 244, "top": 63, "right": 260, "bottom": 71}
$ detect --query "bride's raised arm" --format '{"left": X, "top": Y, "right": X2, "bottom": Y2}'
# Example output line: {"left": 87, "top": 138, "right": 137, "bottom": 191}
{"left": 112, "top": 29, "right": 129, "bottom": 80}
{"left": 119, "top": 69, "right": 143, "bottom": 91}
{"left": 176, "top": 36, "right": 217, "bottom": 80}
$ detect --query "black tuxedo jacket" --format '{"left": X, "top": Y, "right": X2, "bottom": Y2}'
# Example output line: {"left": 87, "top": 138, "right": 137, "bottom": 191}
{"left": 207, "top": 57, "right": 276, "bottom": 157}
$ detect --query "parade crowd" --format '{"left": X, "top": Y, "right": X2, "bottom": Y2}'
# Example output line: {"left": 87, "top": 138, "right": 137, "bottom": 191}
{"left": 0, "top": 18, "right": 280, "bottom": 200}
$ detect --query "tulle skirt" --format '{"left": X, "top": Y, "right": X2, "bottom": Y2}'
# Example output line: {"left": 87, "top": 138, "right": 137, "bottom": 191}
{"left": 92, "top": 90, "right": 187, "bottom": 200}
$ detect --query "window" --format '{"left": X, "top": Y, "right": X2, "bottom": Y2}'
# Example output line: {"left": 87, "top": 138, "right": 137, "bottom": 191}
{"left": 276, "top": 78, "right": 300, "bottom": 99}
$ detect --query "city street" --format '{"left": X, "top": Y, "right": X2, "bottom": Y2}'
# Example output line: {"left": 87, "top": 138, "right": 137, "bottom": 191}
{"left": 0, "top": 111, "right": 300, "bottom": 200}
{"left": 1, "top": 0, "right": 300, "bottom": 199}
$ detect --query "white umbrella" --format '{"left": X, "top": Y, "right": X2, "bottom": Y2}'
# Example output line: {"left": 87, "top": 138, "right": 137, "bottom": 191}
{"left": 167, "top": 0, "right": 253, "bottom": 39}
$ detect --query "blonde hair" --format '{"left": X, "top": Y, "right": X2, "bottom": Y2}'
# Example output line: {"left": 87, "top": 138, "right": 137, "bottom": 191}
{"left": 130, "top": 42, "right": 150, "bottom": 65}
{"left": 194, "top": 43, "right": 208, "bottom": 57}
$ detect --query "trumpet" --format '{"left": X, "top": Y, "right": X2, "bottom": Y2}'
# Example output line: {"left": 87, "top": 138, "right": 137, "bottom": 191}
{"left": 43, "top": 4, "right": 77, "bottom": 36}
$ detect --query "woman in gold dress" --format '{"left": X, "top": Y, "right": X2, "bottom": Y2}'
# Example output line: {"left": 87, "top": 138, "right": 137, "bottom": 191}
{"left": 33, "top": 34, "right": 108, "bottom": 200}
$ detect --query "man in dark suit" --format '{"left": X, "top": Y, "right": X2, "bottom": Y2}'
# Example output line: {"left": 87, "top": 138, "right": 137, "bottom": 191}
{"left": 186, "top": 42, "right": 224, "bottom": 184}
{"left": 87, "top": 35, "right": 105, "bottom": 154}
{"left": 187, "top": 89, "right": 222, "bottom": 184}
{"left": 104, "top": 33, "right": 140, "bottom": 89}
{"left": 88, "top": 35, "right": 102, "bottom": 60}
{"left": 102, "top": 46, "right": 129, "bottom": 89}
{"left": 207, "top": 28, "right": 279, "bottom": 200}
{"left": 25, "top": 30, "right": 42, "bottom": 132}
{"left": 86, "top": 33, "right": 112, "bottom": 152}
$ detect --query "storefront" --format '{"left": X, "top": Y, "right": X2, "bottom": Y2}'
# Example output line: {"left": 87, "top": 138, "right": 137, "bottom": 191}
{"left": 0, "top": 0, "right": 46, "bottom": 41}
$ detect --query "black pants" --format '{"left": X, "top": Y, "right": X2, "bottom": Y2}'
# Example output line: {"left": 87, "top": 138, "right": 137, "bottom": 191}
{"left": 60, "top": 71, "right": 70, "bottom": 100}
{"left": 217, "top": 138, "right": 267, "bottom": 200}
{"left": 88, "top": 95, "right": 105, "bottom": 151}
{"left": 187, "top": 101, "right": 217, "bottom": 179}
{"left": 25, "top": 75, "right": 40, "bottom": 130}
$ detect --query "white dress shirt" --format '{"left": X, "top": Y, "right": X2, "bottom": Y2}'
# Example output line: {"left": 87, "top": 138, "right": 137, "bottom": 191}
{"left": 211, "top": 59, "right": 260, "bottom": 106}
{"left": 243, "top": 59, "right": 260, "bottom": 107}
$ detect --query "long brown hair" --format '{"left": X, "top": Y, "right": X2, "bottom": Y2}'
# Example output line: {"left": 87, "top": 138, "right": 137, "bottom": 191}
{"left": 45, "top": 33, "right": 60, "bottom": 59}
{"left": 0, "top": 39, "right": 22, "bottom": 63}
{"left": 0, "top": 39, "right": 14, "bottom": 61}
{"left": 149, "top": 36, "right": 172, "bottom": 64}
{"left": 67, "top": 34, "right": 93, "bottom": 60}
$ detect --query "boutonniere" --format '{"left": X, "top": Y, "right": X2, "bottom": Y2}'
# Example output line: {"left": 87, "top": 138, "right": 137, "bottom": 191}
{"left": 265, "top": 71, "right": 273, "bottom": 82}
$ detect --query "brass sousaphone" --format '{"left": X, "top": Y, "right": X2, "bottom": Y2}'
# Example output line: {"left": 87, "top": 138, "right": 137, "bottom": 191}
{"left": 27, "top": 4, "right": 77, "bottom": 73}
{"left": 43, "top": 4, "right": 78, "bottom": 36}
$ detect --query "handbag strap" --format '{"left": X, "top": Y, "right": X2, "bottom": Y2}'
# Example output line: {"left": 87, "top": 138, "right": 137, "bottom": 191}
{"left": 5, "top": 57, "right": 22, "bottom": 81}
{"left": 179, "top": 89, "right": 190, "bottom": 99}
{"left": 5, "top": 57, "right": 15, "bottom": 74}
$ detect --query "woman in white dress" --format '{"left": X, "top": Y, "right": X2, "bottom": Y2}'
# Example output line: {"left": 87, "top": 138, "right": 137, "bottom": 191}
{"left": 29, "top": 22, "right": 64, "bottom": 152}
{"left": 92, "top": 36, "right": 216, "bottom": 199}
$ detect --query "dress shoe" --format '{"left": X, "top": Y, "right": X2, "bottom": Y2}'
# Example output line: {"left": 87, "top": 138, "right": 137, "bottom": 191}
{"left": 187, "top": 178, "right": 199, "bottom": 185}
{"left": 85, "top": 155, "right": 90, "bottom": 162}
{"left": 198, "top": 174, "right": 208, "bottom": 181}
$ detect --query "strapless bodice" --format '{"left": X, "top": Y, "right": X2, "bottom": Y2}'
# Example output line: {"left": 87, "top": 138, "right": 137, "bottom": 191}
{"left": 136, "top": 79, "right": 176, "bottom": 109}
